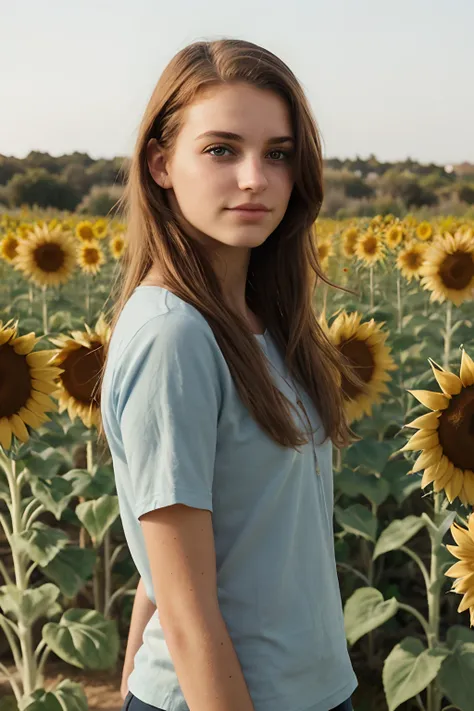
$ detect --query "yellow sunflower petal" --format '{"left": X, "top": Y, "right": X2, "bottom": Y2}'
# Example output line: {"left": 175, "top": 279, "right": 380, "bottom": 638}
{"left": 460, "top": 350, "right": 474, "bottom": 388}
{"left": 399, "top": 430, "right": 439, "bottom": 452}
{"left": 433, "top": 461, "right": 455, "bottom": 492}
{"left": 405, "top": 412, "right": 441, "bottom": 430}
{"left": 26, "top": 350, "right": 58, "bottom": 368}
{"left": 461, "top": 472, "right": 474, "bottom": 506}
{"left": 430, "top": 365, "right": 463, "bottom": 396}
{"left": 31, "top": 379, "right": 60, "bottom": 395}
{"left": 457, "top": 590, "right": 474, "bottom": 614}
{"left": 410, "top": 445, "right": 443, "bottom": 474}
{"left": 9, "top": 414, "right": 29, "bottom": 443}
{"left": 18, "top": 406, "right": 43, "bottom": 429}
{"left": 11, "top": 332, "right": 40, "bottom": 355}
{"left": 0, "top": 418, "right": 13, "bottom": 450}
{"left": 407, "top": 390, "right": 450, "bottom": 411}
{"left": 444, "top": 468, "right": 464, "bottom": 503}
{"left": 29, "top": 390, "right": 57, "bottom": 410}
{"left": 445, "top": 560, "right": 473, "bottom": 578}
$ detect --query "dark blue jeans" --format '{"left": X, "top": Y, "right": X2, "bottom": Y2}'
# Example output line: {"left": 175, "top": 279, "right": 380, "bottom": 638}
{"left": 121, "top": 690, "right": 353, "bottom": 711}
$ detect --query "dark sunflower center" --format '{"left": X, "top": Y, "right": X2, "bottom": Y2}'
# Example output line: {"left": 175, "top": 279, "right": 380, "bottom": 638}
{"left": 338, "top": 337, "right": 375, "bottom": 400}
{"left": 6, "top": 239, "right": 18, "bottom": 259}
{"left": 34, "top": 243, "right": 66, "bottom": 273}
{"left": 437, "top": 385, "right": 474, "bottom": 471}
{"left": 439, "top": 251, "right": 474, "bottom": 291}
{"left": 84, "top": 248, "right": 99, "bottom": 264}
{"left": 0, "top": 344, "right": 32, "bottom": 417}
{"left": 364, "top": 237, "right": 377, "bottom": 255}
{"left": 60, "top": 341, "right": 104, "bottom": 405}
{"left": 406, "top": 251, "right": 423, "bottom": 269}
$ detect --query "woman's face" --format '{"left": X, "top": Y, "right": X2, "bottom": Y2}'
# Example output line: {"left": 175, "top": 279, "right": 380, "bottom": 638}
{"left": 147, "top": 82, "right": 295, "bottom": 250}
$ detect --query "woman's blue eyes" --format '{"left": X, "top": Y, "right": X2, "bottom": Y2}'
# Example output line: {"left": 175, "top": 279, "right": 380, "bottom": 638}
{"left": 204, "top": 145, "right": 291, "bottom": 161}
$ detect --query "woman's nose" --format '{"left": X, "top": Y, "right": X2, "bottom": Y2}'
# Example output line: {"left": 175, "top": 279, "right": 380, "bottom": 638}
{"left": 237, "top": 156, "right": 269, "bottom": 192}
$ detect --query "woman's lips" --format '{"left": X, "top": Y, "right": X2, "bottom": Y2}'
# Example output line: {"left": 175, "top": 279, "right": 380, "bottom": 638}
{"left": 227, "top": 207, "right": 270, "bottom": 220}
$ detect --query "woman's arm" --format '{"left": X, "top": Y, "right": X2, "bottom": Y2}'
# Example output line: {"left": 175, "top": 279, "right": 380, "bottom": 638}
{"left": 120, "top": 577, "right": 156, "bottom": 699}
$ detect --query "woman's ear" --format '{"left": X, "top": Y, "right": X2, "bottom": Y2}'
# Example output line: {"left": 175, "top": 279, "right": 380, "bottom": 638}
{"left": 146, "top": 138, "right": 172, "bottom": 189}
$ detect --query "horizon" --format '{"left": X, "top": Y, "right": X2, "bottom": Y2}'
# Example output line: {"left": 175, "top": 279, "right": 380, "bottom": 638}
{"left": 1, "top": 0, "right": 473, "bottom": 166}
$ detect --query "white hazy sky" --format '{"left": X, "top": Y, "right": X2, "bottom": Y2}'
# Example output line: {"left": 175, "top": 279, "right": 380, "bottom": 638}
{"left": 1, "top": 0, "right": 472, "bottom": 165}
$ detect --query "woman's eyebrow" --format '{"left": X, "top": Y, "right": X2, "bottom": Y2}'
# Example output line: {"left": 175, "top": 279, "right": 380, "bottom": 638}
{"left": 195, "top": 130, "right": 294, "bottom": 145}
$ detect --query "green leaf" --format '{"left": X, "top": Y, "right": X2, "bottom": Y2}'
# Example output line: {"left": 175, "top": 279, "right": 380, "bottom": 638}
{"left": 383, "top": 637, "right": 449, "bottom": 711}
{"left": 11, "top": 523, "right": 69, "bottom": 567}
{"left": 438, "top": 626, "right": 474, "bottom": 710}
{"left": 335, "top": 504, "right": 377, "bottom": 542}
{"left": 41, "top": 546, "right": 97, "bottom": 598}
{"left": 345, "top": 439, "right": 398, "bottom": 473}
{"left": 373, "top": 516, "right": 426, "bottom": 560}
{"left": 20, "top": 449, "right": 67, "bottom": 479}
{"left": 23, "top": 679, "right": 88, "bottom": 711}
{"left": 28, "top": 476, "right": 73, "bottom": 521}
{"left": 382, "top": 459, "right": 421, "bottom": 504}
{"left": 335, "top": 468, "right": 391, "bottom": 506}
{"left": 81, "top": 465, "right": 116, "bottom": 498}
{"left": 344, "top": 587, "right": 398, "bottom": 646}
{"left": 0, "top": 583, "right": 61, "bottom": 625}
{"left": 75, "top": 495, "right": 120, "bottom": 546}
{"left": 42, "top": 609, "right": 120, "bottom": 670}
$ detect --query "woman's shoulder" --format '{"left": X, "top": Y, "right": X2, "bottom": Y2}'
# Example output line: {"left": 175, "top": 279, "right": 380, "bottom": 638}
{"left": 111, "top": 286, "right": 217, "bottom": 361}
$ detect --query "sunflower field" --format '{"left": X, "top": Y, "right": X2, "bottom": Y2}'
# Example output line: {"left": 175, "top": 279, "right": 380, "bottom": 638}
{"left": 0, "top": 209, "right": 474, "bottom": 711}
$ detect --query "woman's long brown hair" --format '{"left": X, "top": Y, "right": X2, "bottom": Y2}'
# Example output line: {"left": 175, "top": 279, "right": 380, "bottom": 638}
{"left": 96, "top": 38, "right": 366, "bottom": 450}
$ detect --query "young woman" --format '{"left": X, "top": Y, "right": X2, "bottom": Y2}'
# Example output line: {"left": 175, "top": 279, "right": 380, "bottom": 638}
{"left": 98, "top": 38, "right": 365, "bottom": 711}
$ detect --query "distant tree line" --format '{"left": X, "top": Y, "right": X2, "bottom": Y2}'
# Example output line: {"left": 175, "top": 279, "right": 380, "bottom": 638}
{"left": 0, "top": 150, "right": 473, "bottom": 219}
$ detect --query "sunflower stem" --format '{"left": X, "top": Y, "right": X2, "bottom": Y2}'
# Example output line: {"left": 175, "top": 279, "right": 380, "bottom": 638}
{"left": 396, "top": 272, "right": 403, "bottom": 333}
{"left": 400, "top": 545, "right": 431, "bottom": 596}
{"left": 3, "top": 456, "right": 39, "bottom": 699}
{"left": 369, "top": 265, "right": 374, "bottom": 310}
{"left": 41, "top": 285, "right": 49, "bottom": 335}
{"left": 86, "top": 279, "right": 91, "bottom": 322}
{"left": 28, "top": 284, "right": 33, "bottom": 316}
{"left": 104, "top": 529, "right": 112, "bottom": 618}
{"left": 426, "top": 491, "right": 443, "bottom": 711}
{"left": 397, "top": 602, "right": 431, "bottom": 640}
{"left": 443, "top": 300, "right": 453, "bottom": 370}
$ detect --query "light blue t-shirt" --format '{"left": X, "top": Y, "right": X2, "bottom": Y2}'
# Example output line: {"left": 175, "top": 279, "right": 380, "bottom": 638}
{"left": 100, "top": 285, "right": 358, "bottom": 711}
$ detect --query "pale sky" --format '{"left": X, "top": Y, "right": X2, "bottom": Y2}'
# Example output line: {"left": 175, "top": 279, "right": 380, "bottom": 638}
{"left": 1, "top": 0, "right": 472, "bottom": 165}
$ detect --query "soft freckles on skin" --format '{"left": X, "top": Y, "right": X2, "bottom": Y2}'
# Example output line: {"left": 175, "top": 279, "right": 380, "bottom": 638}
{"left": 161, "top": 83, "right": 295, "bottom": 249}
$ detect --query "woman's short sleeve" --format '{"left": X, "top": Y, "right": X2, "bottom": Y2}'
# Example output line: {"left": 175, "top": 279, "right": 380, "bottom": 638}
{"left": 114, "top": 313, "right": 222, "bottom": 520}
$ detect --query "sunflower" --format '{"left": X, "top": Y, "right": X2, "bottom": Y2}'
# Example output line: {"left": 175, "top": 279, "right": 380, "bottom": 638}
{"left": 317, "top": 239, "right": 334, "bottom": 271}
{"left": 13, "top": 224, "right": 77, "bottom": 287}
{"left": 48, "top": 314, "right": 111, "bottom": 428}
{"left": 445, "top": 517, "right": 474, "bottom": 627}
{"left": 17, "top": 223, "right": 33, "bottom": 239}
{"left": 109, "top": 234, "right": 126, "bottom": 260}
{"left": 92, "top": 219, "right": 109, "bottom": 240}
{"left": 322, "top": 310, "right": 397, "bottom": 422}
{"left": 399, "top": 350, "right": 474, "bottom": 505}
{"left": 385, "top": 225, "right": 404, "bottom": 250}
{"left": 341, "top": 227, "right": 359, "bottom": 259}
{"left": 416, "top": 221, "right": 433, "bottom": 241}
{"left": 0, "top": 233, "right": 21, "bottom": 263}
{"left": 0, "top": 320, "right": 61, "bottom": 451}
{"left": 370, "top": 216, "right": 384, "bottom": 230}
{"left": 75, "top": 221, "right": 95, "bottom": 242}
{"left": 78, "top": 240, "right": 106, "bottom": 275}
{"left": 355, "top": 231, "right": 385, "bottom": 266}
{"left": 419, "top": 230, "right": 474, "bottom": 306}
{"left": 396, "top": 241, "right": 429, "bottom": 282}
